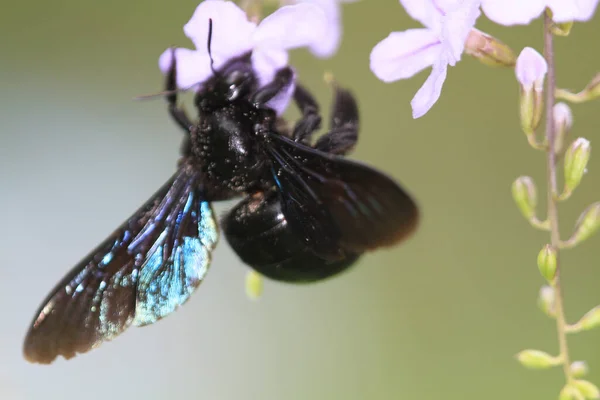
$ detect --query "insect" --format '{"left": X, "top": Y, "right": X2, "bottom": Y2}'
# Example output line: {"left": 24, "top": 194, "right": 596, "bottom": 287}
{"left": 23, "top": 28, "right": 419, "bottom": 364}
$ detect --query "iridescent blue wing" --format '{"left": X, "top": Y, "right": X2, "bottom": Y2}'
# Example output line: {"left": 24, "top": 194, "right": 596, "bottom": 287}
{"left": 23, "top": 166, "right": 218, "bottom": 364}
{"left": 265, "top": 133, "right": 418, "bottom": 260}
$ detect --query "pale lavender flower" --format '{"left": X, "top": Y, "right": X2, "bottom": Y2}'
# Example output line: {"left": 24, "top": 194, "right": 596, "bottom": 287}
{"left": 482, "top": 0, "right": 599, "bottom": 25}
{"left": 159, "top": 0, "right": 327, "bottom": 114}
{"left": 370, "top": 0, "right": 481, "bottom": 119}
{"left": 515, "top": 47, "right": 548, "bottom": 91}
{"left": 288, "top": 0, "right": 358, "bottom": 58}
{"left": 515, "top": 47, "right": 547, "bottom": 133}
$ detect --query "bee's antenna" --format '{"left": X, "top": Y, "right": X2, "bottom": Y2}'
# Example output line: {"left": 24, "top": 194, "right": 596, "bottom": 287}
{"left": 133, "top": 80, "right": 204, "bottom": 101}
{"left": 207, "top": 18, "right": 217, "bottom": 75}
{"left": 134, "top": 19, "right": 218, "bottom": 101}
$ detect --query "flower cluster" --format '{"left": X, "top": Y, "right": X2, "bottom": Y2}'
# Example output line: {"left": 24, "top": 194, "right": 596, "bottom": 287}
{"left": 161, "top": 0, "right": 599, "bottom": 118}
{"left": 370, "top": 0, "right": 599, "bottom": 118}
{"left": 370, "top": 0, "right": 481, "bottom": 118}
{"left": 511, "top": 41, "right": 600, "bottom": 399}
{"left": 159, "top": 0, "right": 354, "bottom": 114}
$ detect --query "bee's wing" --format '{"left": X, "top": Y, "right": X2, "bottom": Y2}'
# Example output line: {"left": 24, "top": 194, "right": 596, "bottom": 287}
{"left": 265, "top": 133, "right": 418, "bottom": 260}
{"left": 23, "top": 166, "right": 218, "bottom": 364}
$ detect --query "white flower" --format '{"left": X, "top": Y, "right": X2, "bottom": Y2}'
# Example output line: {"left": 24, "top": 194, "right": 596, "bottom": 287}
{"left": 481, "top": 0, "right": 599, "bottom": 25}
{"left": 370, "top": 0, "right": 481, "bottom": 118}
{"left": 288, "top": 0, "right": 358, "bottom": 58}
{"left": 159, "top": 0, "right": 327, "bottom": 113}
{"left": 515, "top": 47, "right": 548, "bottom": 91}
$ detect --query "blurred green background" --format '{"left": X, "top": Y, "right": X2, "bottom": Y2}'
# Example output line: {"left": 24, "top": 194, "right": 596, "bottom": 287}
{"left": 1, "top": 1, "right": 599, "bottom": 399}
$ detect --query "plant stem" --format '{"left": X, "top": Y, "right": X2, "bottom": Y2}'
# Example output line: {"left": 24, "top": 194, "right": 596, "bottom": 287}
{"left": 543, "top": 11, "right": 572, "bottom": 383}
{"left": 555, "top": 88, "right": 586, "bottom": 103}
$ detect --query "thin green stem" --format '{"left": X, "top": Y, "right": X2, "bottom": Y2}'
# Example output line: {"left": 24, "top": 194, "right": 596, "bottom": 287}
{"left": 544, "top": 11, "right": 573, "bottom": 383}
{"left": 555, "top": 88, "right": 587, "bottom": 103}
{"left": 527, "top": 133, "right": 547, "bottom": 150}
{"left": 530, "top": 217, "right": 551, "bottom": 231}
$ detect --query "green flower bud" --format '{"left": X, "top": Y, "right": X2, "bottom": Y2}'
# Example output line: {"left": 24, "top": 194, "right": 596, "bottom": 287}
{"left": 556, "top": 74, "right": 600, "bottom": 104}
{"left": 568, "top": 202, "right": 600, "bottom": 246}
{"left": 552, "top": 21, "right": 574, "bottom": 36}
{"left": 564, "top": 138, "right": 591, "bottom": 195}
{"left": 519, "top": 89, "right": 544, "bottom": 136}
{"left": 512, "top": 176, "right": 537, "bottom": 220}
{"left": 578, "top": 306, "right": 600, "bottom": 331}
{"left": 581, "top": 73, "right": 600, "bottom": 102}
{"left": 464, "top": 29, "right": 516, "bottom": 67}
{"left": 538, "top": 285, "right": 556, "bottom": 318}
{"left": 571, "top": 361, "right": 590, "bottom": 378}
{"left": 560, "top": 385, "right": 585, "bottom": 400}
{"left": 516, "top": 349, "right": 560, "bottom": 369}
{"left": 537, "top": 244, "right": 557, "bottom": 282}
{"left": 573, "top": 380, "right": 600, "bottom": 399}
{"left": 245, "top": 270, "right": 263, "bottom": 300}
{"left": 554, "top": 102, "right": 573, "bottom": 154}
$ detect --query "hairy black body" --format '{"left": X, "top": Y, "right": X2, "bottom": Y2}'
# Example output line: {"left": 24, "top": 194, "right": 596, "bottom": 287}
{"left": 23, "top": 51, "right": 419, "bottom": 364}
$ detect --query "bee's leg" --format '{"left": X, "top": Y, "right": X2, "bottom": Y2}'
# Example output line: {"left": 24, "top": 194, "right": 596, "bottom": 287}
{"left": 251, "top": 67, "right": 295, "bottom": 108}
{"left": 291, "top": 84, "right": 322, "bottom": 145}
{"left": 314, "top": 86, "right": 359, "bottom": 156}
{"left": 164, "top": 48, "right": 194, "bottom": 133}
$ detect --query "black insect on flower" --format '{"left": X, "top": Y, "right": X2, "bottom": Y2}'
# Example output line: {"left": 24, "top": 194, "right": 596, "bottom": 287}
{"left": 23, "top": 1, "right": 419, "bottom": 364}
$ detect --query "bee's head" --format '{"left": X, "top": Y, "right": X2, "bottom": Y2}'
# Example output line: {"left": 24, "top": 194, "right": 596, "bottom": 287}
{"left": 194, "top": 19, "right": 257, "bottom": 111}
{"left": 195, "top": 53, "right": 256, "bottom": 110}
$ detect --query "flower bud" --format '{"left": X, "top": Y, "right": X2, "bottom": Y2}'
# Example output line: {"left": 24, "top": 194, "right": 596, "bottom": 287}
{"left": 568, "top": 203, "right": 600, "bottom": 246}
{"left": 554, "top": 102, "right": 573, "bottom": 154}
{"left": 571, "top": 361, "right": 590, "bottom": 378}
{"left": 552, "top": 21, "right": 574, "bottom": 36}
{"left": 556, "top": 73, "right": 600, "bottom": 104}
{"left": 538, "top": 285, "right": 556, "bottom": 318}
{"left": 516, "top": 47, "right": 547, "bottom": 134}
{"left": 537, "top": 245, "right": 557, "bottom": 282}
{"left": 465, "top": 29, "right": 516, "bottom": 67}
{"left": 581, "top": 73, "right": 600, "bottom": 102}
{"left": 516, "top": 349, "right": 560, "bottom": 369}
{"left": 245, "top": 270, "right": 264, "bottom": 300}
{"left": 512, "top": 176, "right": 537, "bottom": 220}
{"left": 564, "top": 138, "right": 591, "bottom": 195}
{"left": 560, "top": 385, "right": 584, "bottom": 400}
{"left": 573, "top": 380, "right": 600, "bottom": 399}
{"left": 578, "top": 306, "right": 600, "bottom": 331}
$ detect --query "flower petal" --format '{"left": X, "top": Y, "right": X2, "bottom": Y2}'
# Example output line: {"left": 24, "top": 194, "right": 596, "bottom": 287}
{"left": 573, "top": 0, "right": 600, "bottom": 21}
{"left": 296, "top": 0, "right": 342, "bottom": 58}
{"left": 481, "top": 0, "right": 545, "bottom": 25}
{"left": 515, "top": 47, "right": 547, "bottom": 90}
{"left": 183, "top": 0, "right": 255, "bottom": 68}
{"left": 548, "top": 0, "right": 599, "bottom": 22}
{"left": 411, "top": 59, "right": 448, "bottom": 118}
{"left": 253, "top": 3, "right": 327, "bottom": 51}
{"left": 158, "top": 48, "right": 212, "bottom": 89}
{"left": 370, "top": 29, "right": 442, "bottom": 82}
{"left": 440, "top": 0, "right": 481, "bottom": 65}
{"left": 547, "top": 0, "right": 580, "bottom": 21}
{"left": 252, "top": 49, "right": 289, "bottom": 87}
{"left": 399, "top": 0, "right": 440, "bottom": 29}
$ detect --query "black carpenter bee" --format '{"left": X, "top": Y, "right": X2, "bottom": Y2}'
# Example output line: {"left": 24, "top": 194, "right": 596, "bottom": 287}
{"left": 23, "top": 25, "right": 419, "bottom": 364}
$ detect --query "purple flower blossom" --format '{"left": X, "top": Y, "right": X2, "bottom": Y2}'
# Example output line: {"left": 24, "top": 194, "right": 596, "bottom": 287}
{"left": 482, "top": 0, "right": 599, "bottom": 25}
{"left": 515, "top": 47, "right": 547, "bottom": 91}
{"left": 370, "top": 0, "right": 481, "bottom": 118}
{"left": 288, "top": 0, "right": 358, "bottom": 58}
{"left": 159, "top": 0, "right": 327, "bottom": 114}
